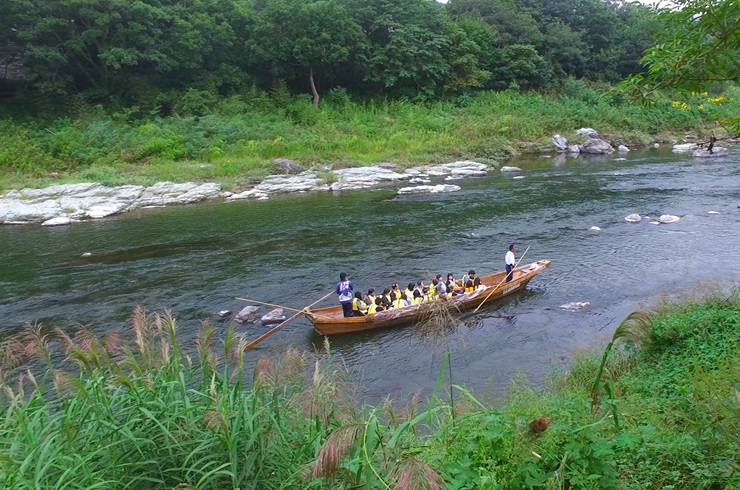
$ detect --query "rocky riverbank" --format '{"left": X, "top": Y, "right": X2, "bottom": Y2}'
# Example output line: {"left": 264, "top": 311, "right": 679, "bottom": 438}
{"left": 0, "top": 161, "right": 490, "bottom": 225}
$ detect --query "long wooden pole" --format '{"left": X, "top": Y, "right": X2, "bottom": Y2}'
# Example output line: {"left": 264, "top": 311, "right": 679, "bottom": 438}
{"left": 243, "top": 289, "right": 335, "bottom": 351}
{"left": 473, "top": 245, "right": 530, "bottom": 313}
{"left": 235, "top": 297, "right": 304, "bottom": 313}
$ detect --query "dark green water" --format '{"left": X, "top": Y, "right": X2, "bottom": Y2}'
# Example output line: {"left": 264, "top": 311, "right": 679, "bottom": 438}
{"left": 2, "top": 148, "right": 739, "bottom": 399}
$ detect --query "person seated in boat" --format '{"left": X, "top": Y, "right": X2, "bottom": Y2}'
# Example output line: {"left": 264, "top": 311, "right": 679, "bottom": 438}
{"left": 462, "top": 270, "right": 475, "bottom": 287}
{"left": 366, "top": 297, "right": 376, "bottom": 315}
{"left": 446, "top": 273, "right": 461, "bottom": 296}
{"left": 390, "top": 283, "right": 402, "bottom": 302}
{"left": 464, "top": 271, "right": 481, "bottom": 293}
{"left": 392, "top": 292, "right": 410, "bottom": 309}
{"left": 428, "top": 279, "right": 438, "bottom": 300}
{"left": 381, "top": 288, "right": 394, "bottom": 308}
{"left": 365, "top": 289, "right": 377, "bottom": 307}
{"left": 410, "top": 289, "right": 423, "bottom": 306}
{"left": 374, "top": 297, "right": 386, "bottom": 312}
{"left": 351, "top": 292, "right": 368, "bottom": 316}
{"left": 405, "top": 283, "right": 416, "bottom": 301}
{"left": 434, "top": 277, "right": 447, "bottom": 298}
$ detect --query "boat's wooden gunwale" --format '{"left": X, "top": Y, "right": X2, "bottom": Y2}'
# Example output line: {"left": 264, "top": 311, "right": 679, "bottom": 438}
{"left": 305, "top": 260, "right": 550, "bottom": 335}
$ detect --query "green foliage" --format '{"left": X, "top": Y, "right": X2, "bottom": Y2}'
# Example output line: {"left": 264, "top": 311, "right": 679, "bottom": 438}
{"left": 2, "top": 290, "right": 740, "bottom": 488}
{"left": 2, "top": 86, "right": 738, "bottom": 190}
{"left": 619, "top": 0, "right": 740, "bottom": 135}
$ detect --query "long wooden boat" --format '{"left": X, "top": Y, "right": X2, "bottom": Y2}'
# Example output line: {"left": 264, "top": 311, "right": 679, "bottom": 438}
{"left": 304, "top": 260, "right": 551, "bottom": 335}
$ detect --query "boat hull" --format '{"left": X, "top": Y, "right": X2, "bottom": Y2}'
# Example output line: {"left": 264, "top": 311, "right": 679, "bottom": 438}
{"left": 304, "top": 260, "right": 550, "bottom": 335}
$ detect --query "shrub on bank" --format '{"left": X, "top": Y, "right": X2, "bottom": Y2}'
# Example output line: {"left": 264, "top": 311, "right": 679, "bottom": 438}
{"left": 1, "top": 86, "right": 737, "bottom": 191}
{"left": 1, "top": 290, "right": 738, "bottom": 489}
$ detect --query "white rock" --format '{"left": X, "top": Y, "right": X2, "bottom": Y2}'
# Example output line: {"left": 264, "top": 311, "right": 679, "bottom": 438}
{"left": 568, "top": 145, "right": 581, "bottom": 153}
{"left": 580, "top": 138, "right": 614, "bottom": 154}
{"left": 693, "top": 147, "right": 729, "bottom": 158}
{"left": 409, "top": 177, "right": 431, "bottom": 184}
{"left": 617, "top": 145, "right": 630, "bottom": 153}
{"left": 552, "top": 134, "right": 568, "bottom": 151}
{"left": 41, "top": 217, "right": 72, "bottom": 226}
{"left": 707, "top": 211, "right": 720, "bottom": 215}
{"left": 261, "top": 308, "right": 286, "bottom": 324}
{"left": 576, "top": 128, "right": 599, "bottom": 138}
{"left": 658, "top": 214, "right": 680, "bottom": 224}
{"left": 590, "top": 226, "right": 601, "bottom": 231}
{"left": 81, "top": 252, "right": 92, "bottom": 257}
{"left": 560, "top": 301, "right": 590, "bottom": 310}
{"left": 649, "top": 221, "right": 660, "bottom": 225}
{"left": 397, "top": 184, "right": 461, "bottom": 195}
{"left": 624, "top": 214, "right": 642, "bottom": 223}
{"left": 653, "top": 143, "right": 660, "bottom": 148}
{"left": 512, "top": 176, "right": 525, "bottom": 180}
{"left": 235, "top": 306, "right": 260, "bottom": 323}
{"left": 500, "top": 166, "right": 523, "bottom": 172}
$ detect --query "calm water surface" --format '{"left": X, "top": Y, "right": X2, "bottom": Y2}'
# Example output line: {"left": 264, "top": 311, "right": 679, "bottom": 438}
{"left": 2, "top": 148, "right": 739, "bottom": 401}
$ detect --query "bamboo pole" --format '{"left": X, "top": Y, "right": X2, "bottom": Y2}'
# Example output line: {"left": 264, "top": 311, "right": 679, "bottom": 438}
{"left": 243, "top": 289, "right": 335, "bottom": 351}
{"left": 235, "top": 297, "right": 304, "bottom": 313}
{"left": 473, "top": 245, "right": 530, "bottom": 313}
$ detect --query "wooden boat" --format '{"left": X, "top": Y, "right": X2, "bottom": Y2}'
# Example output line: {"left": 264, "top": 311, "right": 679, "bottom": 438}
{"left": 304, "top": 260, "right": 551, "bottom": 335}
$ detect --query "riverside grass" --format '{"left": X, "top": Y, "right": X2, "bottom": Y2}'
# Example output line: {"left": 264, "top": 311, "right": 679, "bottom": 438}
{"left": 1, "top": 290, "right": 739, "bottom": 489}
{"left": 1, "top": 85, "right": 738, "bottom": 192}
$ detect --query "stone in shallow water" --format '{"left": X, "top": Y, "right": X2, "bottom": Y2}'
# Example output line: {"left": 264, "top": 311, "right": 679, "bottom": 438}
{"left": 708, "top": 211, "right": 720, "bottom": 215}
{"left": 560, "top": 301, "right": 590, "bottom": 310}
{"left": 234, "top": 306, "right": 260, "bottom": 323}
{"left": 624, "top": 213, "right": 642, "bottom": 223}
{"left": 261, "top": 308, "right": 286, "bottom": 324}
{"left": 693, "top": 147, "right": 729, "bottom": 158}
{"left": 41, "top": 217, "right": 72, "bottom": 226}
{"left": 658, "top": 214, "right": 679, "bottom": 224}
{"left": 500, "top": 166, "right": 523, "bottom": 172}
{"left": 590, "top": 226, "right": 601, "bottom": 231}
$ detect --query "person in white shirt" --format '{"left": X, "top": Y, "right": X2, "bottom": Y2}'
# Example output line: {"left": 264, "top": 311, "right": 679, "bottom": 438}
{"left": 505, "top": 244, "right": 516, "bottom": 282}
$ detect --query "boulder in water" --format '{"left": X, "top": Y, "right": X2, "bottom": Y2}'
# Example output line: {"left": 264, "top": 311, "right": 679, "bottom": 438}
{"left": 624, "top": 214, "right": 642, "bottom": 223}
{"left": 580, "top": 138, "right": 614, "bottom": 154}
{"left": 261, "top": 308, "right": 286, "bottom": 324}
{"left": 693, "top": 147, "right": 729, "bottom": 158}
{"left": 658, "top": 214, "right": 680, "bottom": 224}
{"left": 234, "top": 306, "right": 260, "bottom": 323}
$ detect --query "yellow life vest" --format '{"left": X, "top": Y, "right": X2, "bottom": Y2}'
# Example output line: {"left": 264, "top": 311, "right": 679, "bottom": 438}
{"left": 367, "top": 302, "right": 377, "bottom": 314}
{"left": 411, "top": 296, "right": 422, "bottom": 306}
{"left": 392, "top": 297, "right": 406, "bottom": 308}
{"left": 352, "top": 297, "right": 368, "bottom": 314}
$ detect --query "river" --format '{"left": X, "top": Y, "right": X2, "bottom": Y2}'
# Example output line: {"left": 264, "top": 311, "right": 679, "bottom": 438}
{"left": 1, "top": 148, "right": 739, "bottom": 401}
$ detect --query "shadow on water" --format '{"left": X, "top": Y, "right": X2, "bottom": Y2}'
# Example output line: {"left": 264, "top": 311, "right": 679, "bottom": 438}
{"left": 54, "top": 239, "right": 221, "bottom": 267}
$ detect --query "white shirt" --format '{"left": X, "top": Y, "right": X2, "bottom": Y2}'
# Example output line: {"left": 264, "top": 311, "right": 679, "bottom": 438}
{"left": 505, "top": 250, "right": 516, "bottom": 266}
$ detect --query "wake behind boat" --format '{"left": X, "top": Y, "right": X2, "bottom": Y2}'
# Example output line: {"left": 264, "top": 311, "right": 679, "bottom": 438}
{"left": 304, "top": 260, "right": 551, "bottom": 335}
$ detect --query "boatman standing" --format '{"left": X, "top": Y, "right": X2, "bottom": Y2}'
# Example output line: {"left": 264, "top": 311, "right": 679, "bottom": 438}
{"left": 505, "top": 244, "right": 516, "bottom": 282}
{"left": 336, "top": 272, "right": 354, "bottom": 317}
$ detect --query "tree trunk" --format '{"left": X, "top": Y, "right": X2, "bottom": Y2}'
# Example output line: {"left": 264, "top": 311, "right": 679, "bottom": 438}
{"left": 308, "top": 66, "right": 319, "bottom": 107}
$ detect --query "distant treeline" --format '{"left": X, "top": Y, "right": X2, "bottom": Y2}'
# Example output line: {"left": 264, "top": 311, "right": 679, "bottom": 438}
{"left": 0, "top": 0, "right": 659, "bottom": 111}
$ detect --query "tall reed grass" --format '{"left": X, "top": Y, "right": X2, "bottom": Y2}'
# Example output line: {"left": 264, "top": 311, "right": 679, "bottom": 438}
{"left": 2, "top": 287, "right": 739, "bottom": 489}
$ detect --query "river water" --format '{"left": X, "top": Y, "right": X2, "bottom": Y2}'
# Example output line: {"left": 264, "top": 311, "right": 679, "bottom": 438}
{"left": 1, "top": 148, "right": 739, "bottom": 401}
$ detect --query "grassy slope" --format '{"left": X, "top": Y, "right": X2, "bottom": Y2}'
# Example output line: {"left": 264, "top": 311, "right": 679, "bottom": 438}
{"left": 1, "top": 290, "right": 738, "bottom": 489}
{"left": 1, "top": 87, "right": 737, "bottom": 192}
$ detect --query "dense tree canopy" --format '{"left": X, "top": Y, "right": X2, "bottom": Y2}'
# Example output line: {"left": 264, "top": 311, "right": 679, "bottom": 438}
{"left": 0, "top": 0, "right": 666, "bottom": 107}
